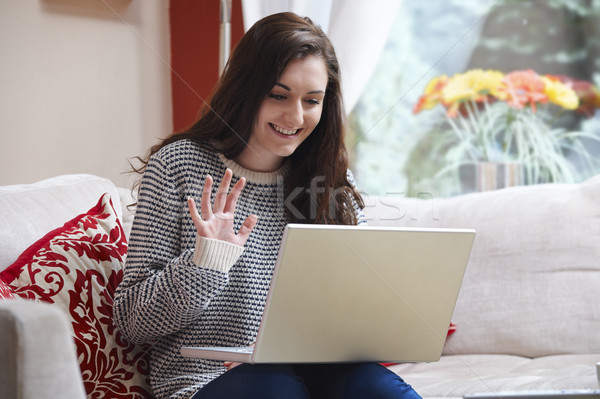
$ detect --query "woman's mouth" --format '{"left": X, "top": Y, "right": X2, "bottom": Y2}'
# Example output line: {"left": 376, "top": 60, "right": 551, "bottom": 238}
{"left": 270, "top": 123, "right": 299, "bottom": 136}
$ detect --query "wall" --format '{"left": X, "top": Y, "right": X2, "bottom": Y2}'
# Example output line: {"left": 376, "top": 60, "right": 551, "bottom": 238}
{"left": 0, "top": 0, "right": 172, "bottom": 187}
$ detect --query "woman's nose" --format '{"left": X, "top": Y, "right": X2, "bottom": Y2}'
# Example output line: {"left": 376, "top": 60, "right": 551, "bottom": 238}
{"left": 283, "top": 100, "right": 303, "bottom": 127}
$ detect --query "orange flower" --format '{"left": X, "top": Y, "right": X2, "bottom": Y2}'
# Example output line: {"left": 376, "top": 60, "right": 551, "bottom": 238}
{"left": 413, "top": 75, "right": 448, "bottom": 114}
{"left": 497, "top": 69, "right": 548, "bottom": 112}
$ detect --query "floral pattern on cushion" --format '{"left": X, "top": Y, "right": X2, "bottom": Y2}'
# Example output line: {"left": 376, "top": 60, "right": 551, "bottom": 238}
{"left": 0, "top": 193, "right": 152, "bottom": 399}
{"left": 0, "top": 279, "right": 15, "bottom": 299}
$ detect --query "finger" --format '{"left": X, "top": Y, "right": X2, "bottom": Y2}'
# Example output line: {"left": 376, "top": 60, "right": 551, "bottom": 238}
{"left": 225, "top": 361, "right": 242, "bottom": 371}
{"left": 237, "top": 214, "right": 258, "bottom": 243}
{"left": 214, "top": 169, "right": 233, "bottom": 213}
{"left": 187, "top": 197, "right": 204, "bottom": 231}
{"left": 200, "top": 175, "right": 214, "bottom": 220}
{"left": 223, "top": 177, "right": 246, "bottom": 214}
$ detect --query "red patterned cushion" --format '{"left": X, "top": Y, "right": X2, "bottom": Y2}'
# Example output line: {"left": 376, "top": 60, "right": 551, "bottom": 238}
{"left": 0, "top": 193, "right": 152, "bottom": 398}
{"left": 0, "top": 279, "right": 15, "bottom": 299}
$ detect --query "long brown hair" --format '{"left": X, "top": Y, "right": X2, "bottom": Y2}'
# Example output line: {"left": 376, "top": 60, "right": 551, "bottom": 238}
{"left": 132, "top": 12, "right": 364, "bottom": 225}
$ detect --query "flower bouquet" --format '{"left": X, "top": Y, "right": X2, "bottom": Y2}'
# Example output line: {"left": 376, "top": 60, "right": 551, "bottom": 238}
{"left": 413, "top": 68, "right": 600, "bottom": 187}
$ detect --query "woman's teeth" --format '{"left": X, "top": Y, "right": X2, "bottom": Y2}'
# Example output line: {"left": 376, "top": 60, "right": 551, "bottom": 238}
{"left": 271, "top": 123, "right": 298, "bottom": 136}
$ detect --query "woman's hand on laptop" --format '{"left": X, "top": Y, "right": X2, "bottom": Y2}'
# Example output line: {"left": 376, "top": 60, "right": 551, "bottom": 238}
{"left": 188, "top": 168, "right": 257, "bottom": 247}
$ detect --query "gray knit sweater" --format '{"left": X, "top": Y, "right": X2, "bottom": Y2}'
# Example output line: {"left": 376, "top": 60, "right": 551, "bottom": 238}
{"left": 113, "top": 139, "right": 365, "bottom": 399}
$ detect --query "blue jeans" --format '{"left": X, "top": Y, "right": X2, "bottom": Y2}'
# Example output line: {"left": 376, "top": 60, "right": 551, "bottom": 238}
{"left": 192, "top": 363, "right": 422, "bottom": 399}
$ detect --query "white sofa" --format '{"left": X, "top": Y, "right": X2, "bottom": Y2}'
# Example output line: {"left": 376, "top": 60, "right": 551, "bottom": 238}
{"left": 1, "top": 173, "right": 599, "bottom": 399}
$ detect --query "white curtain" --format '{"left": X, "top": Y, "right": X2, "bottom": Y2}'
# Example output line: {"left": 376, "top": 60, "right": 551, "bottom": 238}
{"left": 240, "top": 0, "right": 400, "bottom": 114}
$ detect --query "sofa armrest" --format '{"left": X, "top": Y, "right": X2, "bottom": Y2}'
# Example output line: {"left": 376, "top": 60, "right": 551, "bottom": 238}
{"left": 0, "top": 300, "right": 86, "bottom": 399}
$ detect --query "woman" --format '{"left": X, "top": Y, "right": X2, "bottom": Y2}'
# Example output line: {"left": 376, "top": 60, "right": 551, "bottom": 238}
{"left": 113, "top": 12, "right": 421, "bottom": 399}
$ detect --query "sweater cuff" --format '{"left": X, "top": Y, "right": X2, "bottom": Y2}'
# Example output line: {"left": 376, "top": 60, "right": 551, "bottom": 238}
{"left": 193, "top": 236, "right": 245, "bottom": 273}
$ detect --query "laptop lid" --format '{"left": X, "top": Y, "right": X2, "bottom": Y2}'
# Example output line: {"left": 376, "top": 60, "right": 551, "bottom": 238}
{"left": 181, "top": 224, "right": 475, "bottom": 364}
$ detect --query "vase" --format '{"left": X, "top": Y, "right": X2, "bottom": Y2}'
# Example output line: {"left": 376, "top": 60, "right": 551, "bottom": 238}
{"left": 459, "top": 162, "right": 522, "bottom": 193}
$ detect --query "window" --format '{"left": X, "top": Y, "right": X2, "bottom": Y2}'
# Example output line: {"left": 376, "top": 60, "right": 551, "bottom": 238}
{"left": 348, "top": 0, "right": 600, "bottom": 197}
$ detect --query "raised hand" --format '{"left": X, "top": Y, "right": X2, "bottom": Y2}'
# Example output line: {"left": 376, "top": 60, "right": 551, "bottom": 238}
{"left": 188, "top": 168, "right": 257, "bottom": 247}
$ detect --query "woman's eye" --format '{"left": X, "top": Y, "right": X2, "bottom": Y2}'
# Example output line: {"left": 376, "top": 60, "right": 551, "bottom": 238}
{"left": 267, "top": 93, "right": 285, "bottom": 100}
{"left": 306, "top": 99, "right": 320, "bottom": 105}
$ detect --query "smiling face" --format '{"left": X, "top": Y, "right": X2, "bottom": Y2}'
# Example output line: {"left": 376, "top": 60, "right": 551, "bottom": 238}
{"left": 235, "top": 55, "right": 329, "bottom": 172}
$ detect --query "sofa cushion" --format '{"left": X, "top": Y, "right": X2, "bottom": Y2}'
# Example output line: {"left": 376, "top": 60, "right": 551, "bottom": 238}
{"left": 0, "top": 193, "right": 151, "bottom": 399}
{"left": 364, "top": 175, "right": 600, "bottom": 358}
{"left": 390, "top": 353, "right": 600, "bottom": 398}
{"left": 0, "top": 174, "right": 123, "bottom": 272}
{"left": 117, "top": 187, "right": 136, "bottom": 239}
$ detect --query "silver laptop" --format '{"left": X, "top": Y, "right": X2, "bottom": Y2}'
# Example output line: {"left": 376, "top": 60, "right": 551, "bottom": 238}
{"left": 181, "top": 223, "right": 475, "bottom": 364}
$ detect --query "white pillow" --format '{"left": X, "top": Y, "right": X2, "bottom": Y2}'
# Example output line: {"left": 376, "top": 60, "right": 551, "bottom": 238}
{"left": 365, "top": 174, "right": 600, "bottom": 357}
{"left": 0, "top": 174, "right": 122, "bottom": 271}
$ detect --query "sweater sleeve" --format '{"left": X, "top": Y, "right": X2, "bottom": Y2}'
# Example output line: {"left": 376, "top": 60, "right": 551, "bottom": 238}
{"left": 113, "top": 153, "right": 243, "bottom": 344}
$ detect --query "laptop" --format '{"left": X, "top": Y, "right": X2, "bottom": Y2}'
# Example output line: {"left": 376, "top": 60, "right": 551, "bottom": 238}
{"left": 180, "top": 223, "right": 476, "bottom": 364}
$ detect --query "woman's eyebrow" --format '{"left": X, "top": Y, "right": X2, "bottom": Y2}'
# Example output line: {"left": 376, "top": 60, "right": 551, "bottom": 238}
{"left": 275, "top": 83, "right": 325, "bottom": 95}
{"left": 275, "top": 83, "right": 291, "bottom": 91}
